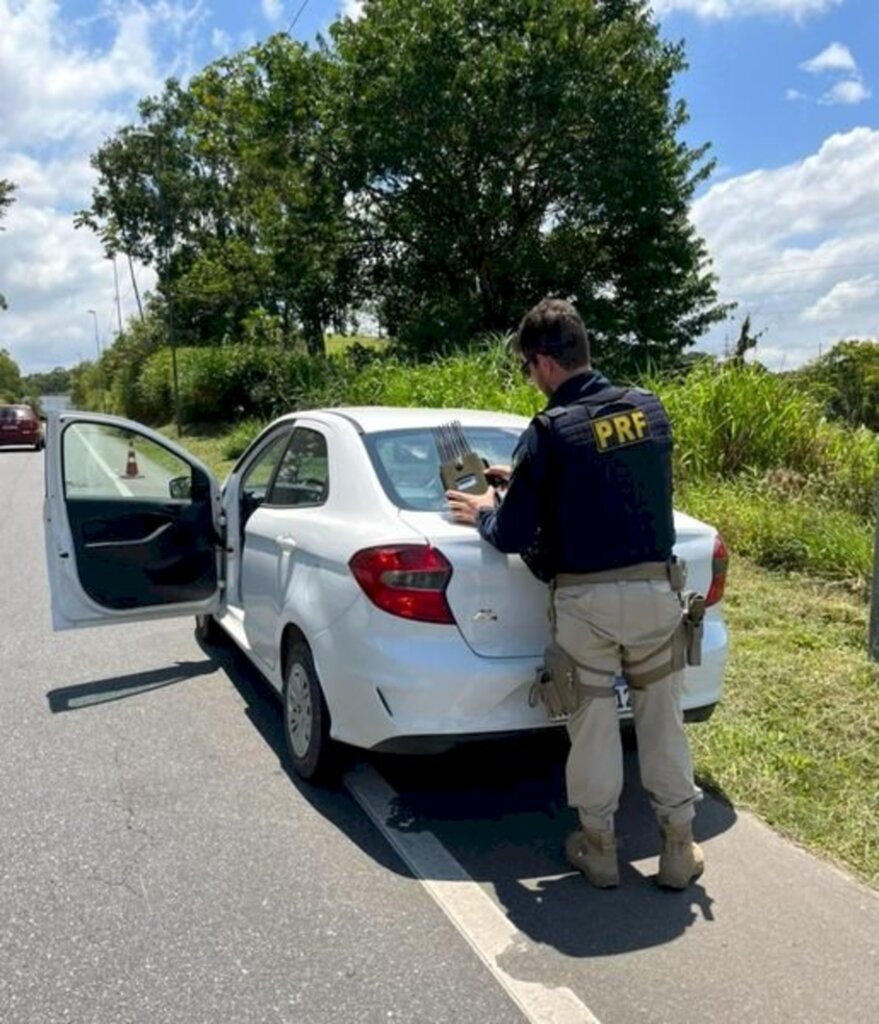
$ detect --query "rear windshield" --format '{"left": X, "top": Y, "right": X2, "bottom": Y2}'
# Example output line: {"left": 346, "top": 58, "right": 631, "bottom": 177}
{"left": 0, "top": 406, "right": 31, "bottom": 422}
{"left": 364, "top": 426, "right": 522, "bottom": 511}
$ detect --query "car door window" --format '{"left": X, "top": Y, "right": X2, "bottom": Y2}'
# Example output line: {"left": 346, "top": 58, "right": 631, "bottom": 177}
{"left": 59, "top": 422, "right": 217, "bottom": 610}
{"left": 63, "top": 423, "right": 192, "bottom": 500}
{"left": 267, "top": 428, "right": 329, "bottom": 508}
{"left": 239, "top": 430, "right": 291, "bottom": 527}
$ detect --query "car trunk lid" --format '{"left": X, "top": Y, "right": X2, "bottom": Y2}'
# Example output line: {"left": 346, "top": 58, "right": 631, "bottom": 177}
{"left": 398, "top": 510, "right": 552, "bottom": 657}
{"left": 398, "top": 509, "right": 717, "bottom": 659}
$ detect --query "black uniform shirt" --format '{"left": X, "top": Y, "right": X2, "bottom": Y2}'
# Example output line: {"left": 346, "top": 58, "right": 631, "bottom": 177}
{"left": 476, "top": 369, "right": 675, "bottom": 577}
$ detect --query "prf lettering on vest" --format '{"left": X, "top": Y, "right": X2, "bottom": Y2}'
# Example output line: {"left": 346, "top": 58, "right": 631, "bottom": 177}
{"left": 592, "top": 409, "right": 652, "bottom": 452}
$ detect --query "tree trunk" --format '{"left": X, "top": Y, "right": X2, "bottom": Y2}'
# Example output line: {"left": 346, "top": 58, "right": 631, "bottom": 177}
{"left": 303, "top": 311, "right": 325, "bottom": 358}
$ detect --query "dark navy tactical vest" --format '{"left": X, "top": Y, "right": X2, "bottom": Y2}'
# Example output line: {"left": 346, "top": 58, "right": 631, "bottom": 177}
{"left": 527, "top": 377, "right": 676, "bottom": 578}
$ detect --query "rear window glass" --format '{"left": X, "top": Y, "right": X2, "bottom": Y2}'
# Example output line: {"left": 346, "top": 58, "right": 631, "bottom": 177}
{"left": 364, "top": 427, "right": 522, "bottom": 511}
{"left": 0, "top": 406, "right": 32, "bottom": 422}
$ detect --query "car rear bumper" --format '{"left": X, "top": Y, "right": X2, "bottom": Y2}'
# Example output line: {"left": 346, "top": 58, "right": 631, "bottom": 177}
{"left": 311, "top": 600, "right": 727, "bottom": 751}
{"left": 0, "top": 434, "right": 42, "bottom": 446}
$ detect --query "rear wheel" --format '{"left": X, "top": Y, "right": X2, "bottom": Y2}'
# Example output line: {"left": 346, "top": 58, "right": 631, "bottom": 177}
{"left": 283, "top": 639, "right": 334, "bottom": 781}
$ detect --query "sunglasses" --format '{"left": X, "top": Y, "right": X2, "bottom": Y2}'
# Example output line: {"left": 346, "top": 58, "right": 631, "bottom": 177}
{"left": 519, "top": 355, "right": 535, "bottom": 378}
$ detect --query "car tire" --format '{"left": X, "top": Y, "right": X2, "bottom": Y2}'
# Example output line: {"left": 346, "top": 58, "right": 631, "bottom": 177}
{"left": 684, "top": 703, "right": 717, "bottom": 723}
{"left": 283, "top": 639, "right": 334, "bottom": 781}
{"left": 194, "top": 613, "right": 224, "bottom": 646}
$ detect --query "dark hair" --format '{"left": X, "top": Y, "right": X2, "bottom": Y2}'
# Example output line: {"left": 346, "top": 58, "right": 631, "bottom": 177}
{"left": 514, "top": 298, "right": 591, "bottom": 370}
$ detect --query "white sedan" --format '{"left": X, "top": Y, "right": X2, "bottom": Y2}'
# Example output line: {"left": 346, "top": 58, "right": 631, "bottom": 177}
{"left": 44, "top": 407, "right": 728, "bottom": 779}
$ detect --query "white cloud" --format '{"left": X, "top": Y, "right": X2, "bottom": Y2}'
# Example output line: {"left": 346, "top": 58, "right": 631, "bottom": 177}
{"left": 692, "top": 128, "right": 879, "bottom": 367}
{"left": 800, "top": 42, "right": 857, "bottom": 74}
{"left": 211, "top": 27, "right": 231, "bottom": 51}
{"left": 651, "top": 0, "right": 842, "bottom": 20}
{"left": 791, "top": 44, "right": 870, "bottom": 107}
{"left": 0, "top": 1, "right": 206, "bottom": 148}
{"left": 801, "top": 275, "right": 879, "bottom": 322}
{"left": 0, "top": 1, "right": 199, "bottom": 373}
{"left": 341, "top": 1, "right": 365, "bottom": 21}
{"left": 0, "top": 181, "right": 156, "bottom": 369}
{"left": 262, "top": 0, "right": 285, "bottom": 23}
{"left": 821, "top": 79, "right": 871, "bottom": 105}
{"left": 786, "top": 88, "right": 807, "bottom": 101}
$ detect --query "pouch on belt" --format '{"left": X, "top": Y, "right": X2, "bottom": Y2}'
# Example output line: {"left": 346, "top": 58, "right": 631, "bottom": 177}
{"left": 530, "top": 641, "right": 581, "bottom": 720}
{"left": 682, "top": 591, "right": 706, "bottom": 667}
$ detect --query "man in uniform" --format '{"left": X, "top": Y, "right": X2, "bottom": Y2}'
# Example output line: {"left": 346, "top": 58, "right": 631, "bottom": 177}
{"left": 446, "top": 297, "right": 703, "bottom": 890}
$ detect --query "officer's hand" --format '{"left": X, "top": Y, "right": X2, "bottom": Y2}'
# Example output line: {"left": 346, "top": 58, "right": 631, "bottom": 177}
{"left": 446, "top": 488, "right": 496, "bottom": 525}
{"left": 484, "top": 464, "right": 512, "bottom": 488}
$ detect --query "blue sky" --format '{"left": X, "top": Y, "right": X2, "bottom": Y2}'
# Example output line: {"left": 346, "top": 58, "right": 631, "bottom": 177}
{"left": 1, "top": 0, "right": 877, "bottom": 373}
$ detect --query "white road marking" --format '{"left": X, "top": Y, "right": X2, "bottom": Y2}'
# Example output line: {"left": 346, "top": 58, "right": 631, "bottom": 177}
{"left": 344, "top": 763, "right": 602, "bottom": 1024}
{"left": 77, "top": 429, "right": 132, "bottom": 497}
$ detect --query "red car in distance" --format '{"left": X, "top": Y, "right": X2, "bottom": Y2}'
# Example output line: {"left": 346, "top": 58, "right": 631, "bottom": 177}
{"left": 0, "top": 405, "right": 45, "bottom": 451}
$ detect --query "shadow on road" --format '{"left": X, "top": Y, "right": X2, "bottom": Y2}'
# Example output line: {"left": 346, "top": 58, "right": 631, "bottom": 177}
{"left": 47, "top": 632, "right": 736, "bottom": 960}
{"left": 46, "top": 659, "right": 217, "bottom": 712}
{"left": 202, "top": 633, "right": 737, "bottom": 960}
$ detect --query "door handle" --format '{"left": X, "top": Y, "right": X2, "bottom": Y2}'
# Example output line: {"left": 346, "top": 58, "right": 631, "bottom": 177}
{"left": 277, "top": 535, "right": 298, "bottom": 553}
{"left": 85, "top": 523, "right": 173, "bottom": 549}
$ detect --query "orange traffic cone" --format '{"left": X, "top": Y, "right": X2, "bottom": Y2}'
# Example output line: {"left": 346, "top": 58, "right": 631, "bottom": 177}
{"left": 122, "top": 443, "right": 141, "bottom": 479}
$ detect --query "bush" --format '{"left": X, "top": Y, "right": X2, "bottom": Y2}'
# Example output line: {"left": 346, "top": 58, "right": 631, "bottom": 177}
{"left": 138, "top": 345, "right": 279, "bottom": 424}
{"left": 222, "top": 419, "right": 267, "bottom": 460}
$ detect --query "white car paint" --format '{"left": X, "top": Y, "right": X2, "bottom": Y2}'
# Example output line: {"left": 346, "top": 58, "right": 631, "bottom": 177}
{"left": 44, "top": 406, "right": 728, "bottom": 755}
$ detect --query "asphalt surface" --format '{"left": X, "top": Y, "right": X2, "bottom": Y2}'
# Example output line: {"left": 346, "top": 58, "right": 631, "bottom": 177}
{"left": 2, "top": 446, "right": 878, "bottom": 1024}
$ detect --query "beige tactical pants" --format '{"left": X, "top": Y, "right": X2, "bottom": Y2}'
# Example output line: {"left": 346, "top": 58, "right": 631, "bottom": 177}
{"left": 553, "top": 579, "right": 699, "bottom": 832}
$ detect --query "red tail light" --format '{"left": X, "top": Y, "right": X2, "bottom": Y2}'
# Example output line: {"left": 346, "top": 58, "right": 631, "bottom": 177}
{"left": 705, "top": 534, "right": 729, "bottom": 607}
{"left": 349, "top": 545, "right": 455, "bottom": 625}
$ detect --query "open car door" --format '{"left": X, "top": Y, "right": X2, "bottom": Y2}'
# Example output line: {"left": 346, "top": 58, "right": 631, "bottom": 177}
{"left": 44, "top": 412, "right": 225, "bottom": 631}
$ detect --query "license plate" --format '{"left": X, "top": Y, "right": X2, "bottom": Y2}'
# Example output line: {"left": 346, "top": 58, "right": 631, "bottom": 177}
{"left": 613, "top": 676, "right": 631, "bottom": 714}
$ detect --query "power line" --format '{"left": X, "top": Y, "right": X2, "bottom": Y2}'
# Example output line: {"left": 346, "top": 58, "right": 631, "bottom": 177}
{"left": 714, "top": 258, "right": 879, "bottom": 283}
{"left": 286, "top": 0, "right": 310, "bottom": 36}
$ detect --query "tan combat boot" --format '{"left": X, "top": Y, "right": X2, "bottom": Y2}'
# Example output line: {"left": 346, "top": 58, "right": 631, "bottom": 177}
{"left": 657, "top": 821, "right": 704, "bottom": 889}
{"left": 565, "top": 828, "right": 619, "bottom": 888}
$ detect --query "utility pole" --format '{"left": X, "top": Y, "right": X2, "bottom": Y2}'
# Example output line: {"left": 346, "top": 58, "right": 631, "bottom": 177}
{"left": 154, "top": 136, "right": 183, "bottom": 439}
{"left": 86, "top": 309, "right": 101, "bottom": 360}
{"left": 86, "top": 309, "right": 103, "bottom": 412}
{"left": 130, "top": 127, "right": 183, "bottom": 437}
{"left": 112, "top": 256, "right": 124, "bottom": 336}
{"left": 870, "top": 484, "right": 879, "bottom": 661}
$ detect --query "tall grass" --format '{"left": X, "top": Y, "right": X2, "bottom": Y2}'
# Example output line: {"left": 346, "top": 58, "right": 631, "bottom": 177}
{"left": 649, "top": 363, "right": 879, "bottom": 520}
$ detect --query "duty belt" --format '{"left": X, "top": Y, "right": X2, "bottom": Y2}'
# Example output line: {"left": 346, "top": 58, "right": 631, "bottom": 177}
{"left": 555, "top": 562, "right": 671, "bottom": 588}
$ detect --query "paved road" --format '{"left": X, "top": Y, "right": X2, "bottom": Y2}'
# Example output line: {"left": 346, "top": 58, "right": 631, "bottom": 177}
{"left": 2, "top": 447, "right": 878, "bottom": 1024}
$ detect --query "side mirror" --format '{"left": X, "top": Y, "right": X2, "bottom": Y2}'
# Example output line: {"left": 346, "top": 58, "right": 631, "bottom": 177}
{"left": 168, "top": 475, "right": 192, "bottom": 500}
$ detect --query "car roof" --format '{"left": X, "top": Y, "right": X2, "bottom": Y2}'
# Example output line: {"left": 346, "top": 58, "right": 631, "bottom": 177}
{"left": 280, "top": 406, "right": 532, "bottom": 434}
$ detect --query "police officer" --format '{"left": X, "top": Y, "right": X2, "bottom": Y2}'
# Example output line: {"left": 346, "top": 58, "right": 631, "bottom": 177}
{"left": 446, "top": 298, "right": 703, "bottom": 890}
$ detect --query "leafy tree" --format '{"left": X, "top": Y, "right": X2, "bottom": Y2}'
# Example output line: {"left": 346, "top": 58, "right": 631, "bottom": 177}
{"left": 331, "top": 0, "right": 729, "bottom": 367}
{"left": 1, "top": 180, "right": 16, "bottom": 310}
{"left": 728, "top": 313, "right": 766, "bottom": 366}
{"left": 21, "top": 366, "right": 73, "bottom": 395}
{"left": 0, "top": 348, "right": 23, "bottom": 400}
{"left": 793, "top": 340, "right": 879, "bottom": 432}
{"left": 77, "top": 37, "right": 359, "bottom": 356}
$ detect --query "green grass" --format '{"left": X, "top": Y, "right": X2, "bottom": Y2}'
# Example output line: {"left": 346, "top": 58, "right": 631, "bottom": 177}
{"left": 680, "top": 478, "right": 875, "bottom": 595}
{"left": 692, "top": 558, "right": 879, "bottom": 886}
{"left": 325, "top": 333, "right": 389, "bottom": 354}
{"left": 158, "top": 422, "right": 240, "bottom": 480}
